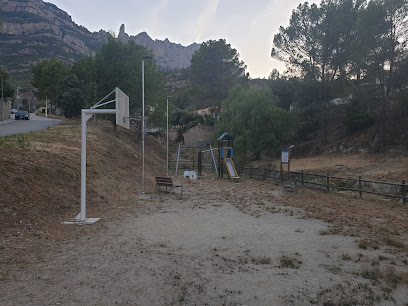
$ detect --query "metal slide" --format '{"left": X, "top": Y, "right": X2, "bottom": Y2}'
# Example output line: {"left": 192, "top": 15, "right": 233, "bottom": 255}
{"left": 224, "top": 157, "right": 240, "bottom": 181}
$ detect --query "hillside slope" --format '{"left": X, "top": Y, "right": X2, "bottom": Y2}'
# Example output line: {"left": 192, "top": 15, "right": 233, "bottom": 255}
{"left": 0, "top": 120, "right": 166, "bottom": 266}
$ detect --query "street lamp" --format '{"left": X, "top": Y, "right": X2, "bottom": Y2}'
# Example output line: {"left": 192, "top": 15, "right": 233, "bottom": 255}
{"left": 0, "top": 74, "right": 3, "bottom": 121}
{"left": 166, "top": 96, "right": 173, "bottom": 176}
{"left": 140, "top": 55, "right": 152, "bottom": 199}
{"left": 16, "top": 86, "right": 22, "bottom": 109}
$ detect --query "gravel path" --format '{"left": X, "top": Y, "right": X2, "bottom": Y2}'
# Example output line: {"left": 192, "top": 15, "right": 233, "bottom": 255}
{"left": 1, "top": 178, "right": 406, "bottom": 305}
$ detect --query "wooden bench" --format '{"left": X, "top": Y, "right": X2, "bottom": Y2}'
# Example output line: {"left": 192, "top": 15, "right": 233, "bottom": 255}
{"left": 155, "top": 176, "right": 183, "bottom": 194}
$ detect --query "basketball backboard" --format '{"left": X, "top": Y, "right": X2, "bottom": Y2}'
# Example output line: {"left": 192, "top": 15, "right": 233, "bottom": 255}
{"left": 115, "top": 88, "right": 130, "bottom": 129}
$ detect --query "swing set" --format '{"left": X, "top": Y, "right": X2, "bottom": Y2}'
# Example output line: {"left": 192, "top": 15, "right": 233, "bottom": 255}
{"left": 174, "top": 132, "right": 240, "bottom": 182}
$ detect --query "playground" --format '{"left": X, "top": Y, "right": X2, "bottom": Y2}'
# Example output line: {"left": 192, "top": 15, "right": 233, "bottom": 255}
{"left": 2, "top": 175, "right": 408, "bottom": 305}
{"left": 1, "top": 101, "right": 407, "bottom": 304}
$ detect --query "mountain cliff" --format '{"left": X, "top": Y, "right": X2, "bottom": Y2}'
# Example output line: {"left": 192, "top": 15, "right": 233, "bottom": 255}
{"left": 0, "top": 0, "right": 108, "bottom": 84}
{"left": 0, "top": 0, "right": 200, "bottom": 85}
{"left": 118, "top": 24, "right": 200, "bottom": 71}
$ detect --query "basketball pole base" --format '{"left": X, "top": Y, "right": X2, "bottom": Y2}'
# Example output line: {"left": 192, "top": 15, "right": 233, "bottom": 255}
{"left": 63, "top": 213, "right": 100, "bottom": 225}
{"left": 139, "top": 193, "right": 148, "bottom": 199}
{"left": 63, "top": 218, "right": 101, "bottom": 225}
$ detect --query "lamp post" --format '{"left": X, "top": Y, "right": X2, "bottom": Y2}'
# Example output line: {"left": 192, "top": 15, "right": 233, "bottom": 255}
{"left": 0, "top": 74, "right": 3, "bottom": 121}
{"left": 140, "top": 55, "right": 152, "bottom": 199}
{"left": 166, "top": 96, "right": 173, "bottom": 176}
{"left": 16, "top": 87, "right": 22, "bottom": 109}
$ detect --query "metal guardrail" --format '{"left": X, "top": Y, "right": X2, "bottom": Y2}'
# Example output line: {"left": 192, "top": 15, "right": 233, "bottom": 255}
{"left": 235, "top": 166, "right": 407, "bottom": 203}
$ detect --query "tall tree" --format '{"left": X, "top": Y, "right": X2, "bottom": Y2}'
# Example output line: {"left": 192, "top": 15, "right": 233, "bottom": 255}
{"left": 82, "top": 38, "right": 165, "bottom": 123}
{"left": 217, "top": 85, "right": 297, "bottom": 160}
{"left": 190, "top": 39, "right": 247, "bottom": 109}
{"left": 0, "top": 66, "right": 15, "bottom": 99}
{"left": 32, "top": 59, "right": 68, "bottom": 112}
{"left": 271, "top": 0, "right": 364, "bottom": 82}
{"left": 351, "top": 0, "right": 407, "bottom": 96}
{"left": 71, "top": 38, "right": 166, "bottom": 126}
{"left": 56, "top": 74, "right": 84, "bottom": 118}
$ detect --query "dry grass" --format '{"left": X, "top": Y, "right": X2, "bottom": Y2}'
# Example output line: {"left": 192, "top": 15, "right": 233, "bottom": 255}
{"left": 0, "top": 120, "right": 166, "bottom": 268}
{"left": 249, "top": 151, "right": 408, "bottom": 182}
{"left": 277, "top": 188, "right": 408, "bottom": 252}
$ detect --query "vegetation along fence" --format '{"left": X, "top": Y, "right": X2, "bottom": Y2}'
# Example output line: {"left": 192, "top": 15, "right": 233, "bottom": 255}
{"left": 168, "top": 160, "right": 407, "bottom": 203}
{"left": 235, "top": 166, "right": 407, "bottom": 204}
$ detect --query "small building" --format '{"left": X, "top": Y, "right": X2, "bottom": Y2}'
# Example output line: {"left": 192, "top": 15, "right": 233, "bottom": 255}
{"left": 193, "top": 106, "right": 220, "bottom": 118}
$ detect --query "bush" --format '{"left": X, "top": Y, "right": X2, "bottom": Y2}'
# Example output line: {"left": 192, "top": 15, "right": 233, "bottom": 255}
{"left": 344, "top": 107, "right": 374, "bottom": 134}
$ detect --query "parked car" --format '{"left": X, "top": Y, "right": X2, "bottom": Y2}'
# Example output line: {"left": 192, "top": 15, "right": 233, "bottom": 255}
{"left": 11, "top": 109, "right": 18, "bottom": 114}
{"left": 15, "top": 110, "right": 29, "bottom": 120}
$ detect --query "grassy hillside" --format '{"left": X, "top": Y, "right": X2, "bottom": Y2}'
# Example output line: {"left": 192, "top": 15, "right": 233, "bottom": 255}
{"left": 0, "top": 120, "right": 166, "bottom": 265}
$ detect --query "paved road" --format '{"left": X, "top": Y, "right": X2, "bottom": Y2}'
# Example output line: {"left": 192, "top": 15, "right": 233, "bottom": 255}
{"left": 0, "top": 115, "right": 62, "bottom": 137}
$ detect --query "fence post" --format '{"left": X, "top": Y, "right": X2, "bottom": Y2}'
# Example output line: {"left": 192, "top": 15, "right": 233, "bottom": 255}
{"left": 359, "top": 176, "right": 362, "bottom": 199}
{"left": 280, "top": 163, "right": 283, "bottom": 181}
{"left": 198, "top": 151, "right": 202, "bottom": 176}
{"left": 326, "top": 173, "right": 330, "bottom": 192}
{"left": 301, "top": 170, "right": 304, "bottom": 186}
{"left": 402, "top": 180, "right": 406, "bottom": 204}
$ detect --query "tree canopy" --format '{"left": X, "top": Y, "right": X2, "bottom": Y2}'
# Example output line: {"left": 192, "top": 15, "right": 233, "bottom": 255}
{"left": 31, "top": 38, "right": 166, "bottom": 123}
{"left": 0, "top": 66, "right": 15, "bottom": 99}
{"left": 73, "top": 38, "right": 166, "bottom": 125}
{"left": 271, "top": 0, "right": 407, "bottom": 97}
{"left": 217, "top": 85, "right": 297, "bottom": 160}
{"left": 31, "top": 59, "right": 68, "bottom": 101}
{"left": 189, "top": 39, "right": 248, "bottom": 109}
{"left": 56, "top": 74, "right": 84, "bottom": 118}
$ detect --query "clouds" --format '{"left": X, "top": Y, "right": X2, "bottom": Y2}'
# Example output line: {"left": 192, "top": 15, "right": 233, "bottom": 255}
{"left": 194, "top": 0, "right": 219, "bottom": 42}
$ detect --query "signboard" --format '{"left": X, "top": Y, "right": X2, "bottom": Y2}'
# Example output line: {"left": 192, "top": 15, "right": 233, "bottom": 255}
{"left": 281, "top": 150, "right": 289, "bottom": 163}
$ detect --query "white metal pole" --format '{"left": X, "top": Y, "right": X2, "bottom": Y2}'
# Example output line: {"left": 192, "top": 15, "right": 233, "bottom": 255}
{"left": 0, "top": 75, "right": 3, "bottom": 121}
{"left": 140, "top": 57, "right": 147, "bottom": 198}
{"left": 45, "top": 97, "right": 48, "bottom": 118}
{"left": 210, "top": 145, "right": 218, "bottom": 175}
{"left": 16, "top": 87, "right": 19, "bottom": 109}
{"left": 175, "top": 143, "right": 181, "bottom": 175}
{"left": 141, "top": 58, "right": 145, "bottom": 197}
{"left": 80, "top": 110, "right": 87, "bottom": 220}
{"left": 166, "top": 97, "right": 169, "bottom": 176}
{"left": 166, "top": 96, "right": 173, "bottom": 177}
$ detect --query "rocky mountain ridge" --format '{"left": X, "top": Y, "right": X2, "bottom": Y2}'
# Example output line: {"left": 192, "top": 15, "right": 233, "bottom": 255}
{"left": 118, "top": 24, "right": 200, "bottom": 71}
{"left": 0, "top": 0, "right": 200, "bottom": 84}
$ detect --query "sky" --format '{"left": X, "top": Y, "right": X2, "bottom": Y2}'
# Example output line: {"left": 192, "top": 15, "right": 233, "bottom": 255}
{"left": 46, "top": 0, "right": 318, "bottom": 78}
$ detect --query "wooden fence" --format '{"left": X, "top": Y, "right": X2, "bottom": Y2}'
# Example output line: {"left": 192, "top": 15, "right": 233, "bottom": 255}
{"left": 168, "top": 160, "right": 407, "bottom": 203}
{"left": 235, "top": 166, "right": 407, "bottom": 203}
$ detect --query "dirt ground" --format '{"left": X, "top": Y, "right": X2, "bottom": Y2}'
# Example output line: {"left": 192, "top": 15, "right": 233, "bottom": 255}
{"left": 1, "top": 122, "right": 408, "bottom": 305}
{"left": 1, "top": 176, "right": 408, "bottom": 305}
